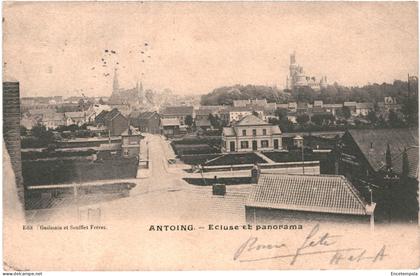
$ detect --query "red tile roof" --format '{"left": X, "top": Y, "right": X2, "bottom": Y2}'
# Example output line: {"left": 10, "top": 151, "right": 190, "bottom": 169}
{"left": 246, "top": 173, "right": 371, "bottom": 216}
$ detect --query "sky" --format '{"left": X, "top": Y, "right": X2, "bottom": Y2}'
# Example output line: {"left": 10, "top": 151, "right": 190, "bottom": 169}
{"left": 3, "top": 2, "right": 418, "bottom": 97}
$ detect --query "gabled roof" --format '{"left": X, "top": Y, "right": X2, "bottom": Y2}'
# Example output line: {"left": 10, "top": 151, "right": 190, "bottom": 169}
{"left": 346, "top": 128, "right": 418, "bottom": 172}
{"left": 246, "top": 174, "right": 371, "bottom": 216}
{"left": 271, "top": 125, "right": 282, "bottom": 135}
{"left": 230, "top": 106, "right": 263, "bottom": 112}
{"left": 235, "top": 114, "right": 269, "bottom": 126}
{"left": 161, "top": 106, "right": 193, "bottom": 116}
{"left": 104, "top": 108, "right": 123, "bottom": 121}
{"left": 130, "top": 111, "right": 158, "bottom": 120}
{"left": 95, "top": 110, "right": 109, "bottom": 122}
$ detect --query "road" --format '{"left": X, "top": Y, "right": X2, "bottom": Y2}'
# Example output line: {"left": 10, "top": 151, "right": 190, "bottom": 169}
{"left": 96, "top": 134, "right": 251, "bottom": 224}
{"left": 26, "top": 134, "right": 251, "bottom": 224}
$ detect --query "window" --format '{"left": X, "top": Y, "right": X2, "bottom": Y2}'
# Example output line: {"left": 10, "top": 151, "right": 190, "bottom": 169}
{"left": 242, "top": 129, "right": 247, "bottom": 136}
{"left": 241, "top": 141, "right": 249, "bottom": 149}
{"left": 261, "top": 140, "right": 269, "bottom": 148}
{"left": 123, "top": 149, "right": 129, "bottom": 156}
{"left": 252, "top": 129, "right": 257, "bottom": 136}
{"left": 263, "top": 129, "right": 267, "bottom": 135}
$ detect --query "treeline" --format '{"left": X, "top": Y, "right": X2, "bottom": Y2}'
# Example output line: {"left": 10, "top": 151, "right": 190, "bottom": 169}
{"left": 200, "top": 79, "right": 418, "bottom": 105}
{"left": 200, "top": 85, "right": 288, "bottom": 105}
{"left": 294, "top": 80, "right": 418, "bottom": 104}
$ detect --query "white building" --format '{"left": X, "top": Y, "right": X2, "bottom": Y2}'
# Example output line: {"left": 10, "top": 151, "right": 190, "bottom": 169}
{"left": 222, "top": 115, "right": 282, "bottom": 153}
{"left": 220, "top": 107, "right": 265, "bottom": 124}
{"left": 285, "top": 52, "right": 328, "bottom": 91}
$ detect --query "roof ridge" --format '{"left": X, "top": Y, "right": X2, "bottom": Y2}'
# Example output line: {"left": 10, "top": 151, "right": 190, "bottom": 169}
{"left": 249, "top": 173, "right": 370, "bottom": 216}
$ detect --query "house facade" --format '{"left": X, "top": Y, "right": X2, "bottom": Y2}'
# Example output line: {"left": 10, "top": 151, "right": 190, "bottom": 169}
{"left": 160, "top": 118, "right": 180, "bottom": 136}
{"left": 222, "top": 115, "right": 282, "bottom": 153}
{"left": 95, "top": 108, "right": 129, "bottom": 136}
{"left": 121, "top": 127, "right": 143, "bottom": 158}
{"left": 220, "top": 107, "right": 265, "bottom": 124}
{"left": 130, "top": 111, "right": 160, "bottom": 134}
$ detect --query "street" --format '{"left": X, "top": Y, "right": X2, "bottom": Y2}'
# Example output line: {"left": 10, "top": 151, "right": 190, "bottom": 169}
{"left": 26, "top": 134, "right": 251, "bottom": 224}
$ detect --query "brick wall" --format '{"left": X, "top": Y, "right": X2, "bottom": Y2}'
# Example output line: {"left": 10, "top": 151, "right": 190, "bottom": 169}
{"left": 3, "top": 82, "right": 24, "bottom": 203}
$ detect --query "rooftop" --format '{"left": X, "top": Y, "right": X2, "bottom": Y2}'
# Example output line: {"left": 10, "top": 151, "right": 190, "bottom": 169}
{"left": 346, "top": 128, "right": 418, "bottom": 172}
{"left": 161, "top": 106, "right": 194, "bottom": 116}
{"left": 389, "top": 146, "right": 419, "bottom": 179}
{"left": 235, "top": 114, "right": 269, "bottom": 126}
{"left": 246, "top": 173, "right": 371, "bottom": 216}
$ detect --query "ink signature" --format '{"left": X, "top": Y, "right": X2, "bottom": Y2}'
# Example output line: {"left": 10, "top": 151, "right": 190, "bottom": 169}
{"left": 233, "top": 224, "right": 387, "bottom": 265}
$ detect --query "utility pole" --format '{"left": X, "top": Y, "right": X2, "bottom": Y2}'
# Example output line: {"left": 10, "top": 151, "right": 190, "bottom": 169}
{"left": 301, "top": 144, "right": 305, "bottom": 174}
{"left": 368, "top": 186, "right": 375, "bottom": 232}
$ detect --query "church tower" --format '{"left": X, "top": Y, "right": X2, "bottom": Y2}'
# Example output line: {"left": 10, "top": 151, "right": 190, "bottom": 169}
{"left": 112, "top": 68, "right": 119, "bottom": 95}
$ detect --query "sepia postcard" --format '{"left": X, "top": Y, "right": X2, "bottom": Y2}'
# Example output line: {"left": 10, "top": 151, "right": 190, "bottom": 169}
{"left": 2, "top": 1, "right": 419, "bottom": 272}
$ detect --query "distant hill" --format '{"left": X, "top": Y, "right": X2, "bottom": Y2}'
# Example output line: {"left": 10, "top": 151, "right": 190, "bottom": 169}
{"left": 200, "top": 79, "right": 418, "bottom": 105}
{"left": 200, "top": 84, "right": 289, "bottom": 105}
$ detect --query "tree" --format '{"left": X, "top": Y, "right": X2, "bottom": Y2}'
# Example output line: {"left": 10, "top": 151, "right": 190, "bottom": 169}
{"left": 185, "top": 115, "right": 193, "bottom": 127}
{"left": 296, "top": 114, "right": 310, "bottom": 125}
{"left": 252, "top": 110, "right": 259, "bottom": 117}
{"left": 278, "top": 117, "right": 294, "bottom": 133}
{"left": 275, "top": 108, "right": 288, "bottom": 120}
{"left": 208, "top": 114, "right": 223, "bottom": 129}
{"left": 367, "top": 110, "right": 378, "bottom": 124}
{"left": 388, "top": 110, "right": 404, "bottom": 128}
{"left": 20, "top": 126, "right": 28, "bottom": 136}
{"left": 293, "top": 86, "right": 315, "bottom": 103}
{"left": 31, "top": 124, "right": 55, "bottom": 146}
{"left": 342, "top": 106, "right": 352, "bottom": 119}
{"left": 311, "top": 113, "right": 335, "bottom": 126}
{"left": 401, "top": 96, "right": 418, "bottom": 127}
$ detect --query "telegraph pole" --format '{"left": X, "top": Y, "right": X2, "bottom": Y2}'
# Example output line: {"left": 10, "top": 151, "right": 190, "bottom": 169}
{"left": 301, "top": 143, "right": 305, "bottom": 174}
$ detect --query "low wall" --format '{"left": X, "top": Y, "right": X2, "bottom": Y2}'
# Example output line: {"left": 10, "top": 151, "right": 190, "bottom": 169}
{"left": 22, "top": 157, "right": 139, "bottom": 186}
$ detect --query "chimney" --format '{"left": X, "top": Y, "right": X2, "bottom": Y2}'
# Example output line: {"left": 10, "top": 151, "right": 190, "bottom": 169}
{"left": 3, "top": 82, "right": 25, "bottom": 205}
